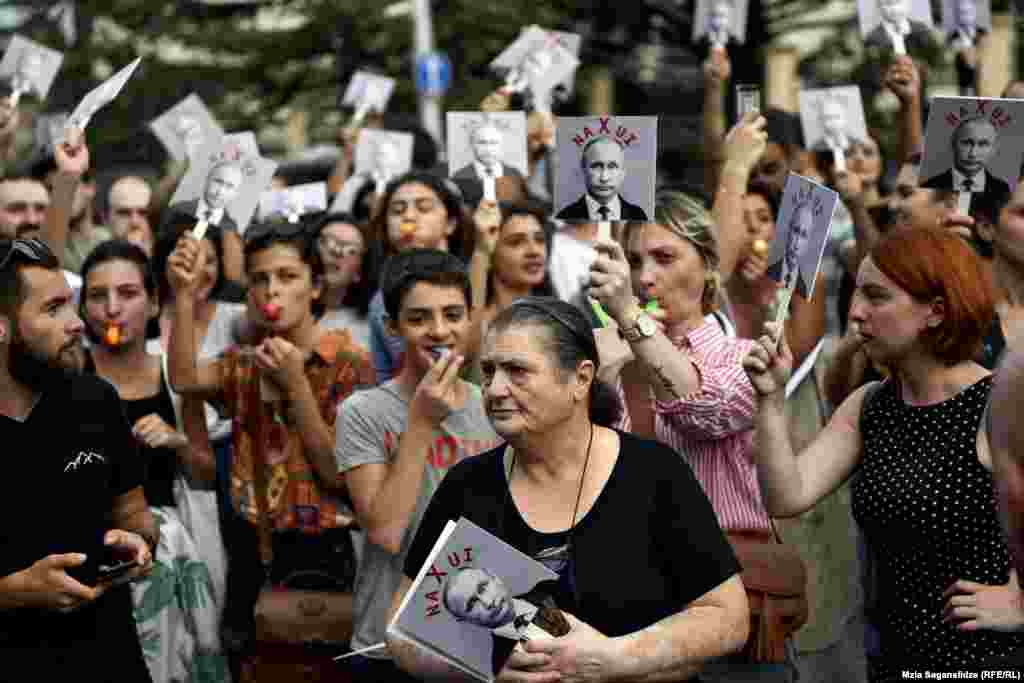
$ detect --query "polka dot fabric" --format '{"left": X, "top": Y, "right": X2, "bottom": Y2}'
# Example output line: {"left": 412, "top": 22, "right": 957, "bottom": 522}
{"left": 852, "top": 377, "right": 1024, "bottom": 680}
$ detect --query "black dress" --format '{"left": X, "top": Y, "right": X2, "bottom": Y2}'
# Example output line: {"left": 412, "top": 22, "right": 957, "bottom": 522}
{"left": 852, "top": 377, "right": 1024, "bottom": 680}
{"left": 85, "top": 353, "right": 179, "bottom": 508}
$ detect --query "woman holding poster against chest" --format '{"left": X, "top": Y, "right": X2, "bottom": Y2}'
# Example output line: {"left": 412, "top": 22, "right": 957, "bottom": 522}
{"left": 744, "top": 228, "right": 1024, "bottom": 680}
{"left": 388, "top": 297, "right": 748, "bottom": 682}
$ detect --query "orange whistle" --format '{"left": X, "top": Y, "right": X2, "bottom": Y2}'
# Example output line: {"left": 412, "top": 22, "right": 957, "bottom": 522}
{"left": 104, "top": 325, "right": 121, "bottom": 346}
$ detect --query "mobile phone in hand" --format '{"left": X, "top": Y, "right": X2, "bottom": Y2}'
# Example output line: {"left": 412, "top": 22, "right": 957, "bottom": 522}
{"left": 96, "top": 559, "right": 138, "bottom": 586}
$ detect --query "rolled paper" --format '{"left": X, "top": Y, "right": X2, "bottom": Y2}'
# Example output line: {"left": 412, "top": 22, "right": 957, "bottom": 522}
{"left": 891, "top": 33, "right": 906, "bottom": 55}
{"left": 957, "top": 191, "right": 972, "bottom": 216}
{"left": 334, "top": 642, "right": 387, "bottom": 661}
{"left": 752, "top": 239, "right": 768, "bottom": 256}
{"left": 597, "top": 221, "right": 611, "bottom": 241}
{"left": 832, "top": 145, "right": 846, "bottom": 173}
{"left": 192, "top": 218, "right": 209, "bottom": 241}
{"left": 772, "top": 285, "right": 795, "bottom": 349}
{"left": 483, "top": 174, "right": 497, "bottom": 202}
{"left": 104, "top": 324, "right": 121, "bottom": 346}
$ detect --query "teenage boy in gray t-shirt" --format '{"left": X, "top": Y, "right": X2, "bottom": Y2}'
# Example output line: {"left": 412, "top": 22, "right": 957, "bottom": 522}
{"left": 335, "top": 249, "right": 501, "bottom": 680}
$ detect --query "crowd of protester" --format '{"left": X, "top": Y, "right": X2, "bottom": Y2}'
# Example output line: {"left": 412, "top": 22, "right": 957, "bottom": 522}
{"left": 4, "top": 14, "right": 1024, "bottom": 683}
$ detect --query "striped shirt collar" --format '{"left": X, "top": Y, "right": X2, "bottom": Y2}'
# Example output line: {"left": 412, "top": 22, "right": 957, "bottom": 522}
{"left": 670, "top": 317, "right": 724, "bottom": 351}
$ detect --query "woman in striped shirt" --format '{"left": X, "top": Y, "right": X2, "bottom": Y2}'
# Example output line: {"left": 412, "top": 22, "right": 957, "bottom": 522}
{"left": 590, "top": 190, "right": 793, "bottom": 681}
{"left": 591, "top": 190, "right": 770, "bottom": 532}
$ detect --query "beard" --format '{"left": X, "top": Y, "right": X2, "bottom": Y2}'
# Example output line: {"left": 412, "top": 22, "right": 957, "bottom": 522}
{"left": 8, "top": 331, "right": 84, "bottom": 393}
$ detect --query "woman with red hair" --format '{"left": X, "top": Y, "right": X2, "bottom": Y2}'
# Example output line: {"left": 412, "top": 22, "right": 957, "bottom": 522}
{"left": 742, "top": 227, "right": 1024, "bottom": 680}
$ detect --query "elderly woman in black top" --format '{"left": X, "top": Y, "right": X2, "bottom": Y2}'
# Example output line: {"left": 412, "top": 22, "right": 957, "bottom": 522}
{"left": 387, "top": 296, "right": 748, "bottom": 682}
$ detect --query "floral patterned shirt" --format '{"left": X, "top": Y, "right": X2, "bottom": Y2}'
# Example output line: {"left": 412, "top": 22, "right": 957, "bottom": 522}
{"left": 218, "top": 329, "right": 374, "bottom": 542}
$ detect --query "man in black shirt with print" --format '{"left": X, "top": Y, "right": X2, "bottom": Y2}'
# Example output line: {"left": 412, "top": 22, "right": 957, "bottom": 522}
{"left": 0, "top": 237, "right": 157, "bottom": 681}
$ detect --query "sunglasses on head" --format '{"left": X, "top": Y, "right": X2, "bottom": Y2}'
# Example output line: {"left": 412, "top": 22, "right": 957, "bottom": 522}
{"left": 0, "top": 238, "right": 50, "bottom": 272}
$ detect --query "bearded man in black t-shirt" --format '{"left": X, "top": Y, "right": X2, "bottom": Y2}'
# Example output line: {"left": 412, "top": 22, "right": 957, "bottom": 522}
{"left": 0, "top": 238, "right": 157, "bottom": 682}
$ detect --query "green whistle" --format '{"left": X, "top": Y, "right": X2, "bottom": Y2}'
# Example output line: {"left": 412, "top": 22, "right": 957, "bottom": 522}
{"left": 591, "top": 298, "right": 660, "bottom": 327}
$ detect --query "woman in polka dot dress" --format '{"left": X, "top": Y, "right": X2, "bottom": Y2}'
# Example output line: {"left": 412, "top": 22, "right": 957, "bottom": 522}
{"left": 742, "top": 228, "right": 1024, "bottom": 680}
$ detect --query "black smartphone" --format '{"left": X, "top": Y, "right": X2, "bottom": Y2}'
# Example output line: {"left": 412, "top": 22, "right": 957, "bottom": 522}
{"left": 97, "top": 559, "right": 138, "bottom": 584}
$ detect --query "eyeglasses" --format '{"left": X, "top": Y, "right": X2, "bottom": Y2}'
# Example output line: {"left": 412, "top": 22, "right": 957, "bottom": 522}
{"left": 387, "top": 197, "right": 439, "bottom": 216}
{"left": 318, "top": 235, "right": 364, "bottom": 258}
{"left": 0, "top": 238, "right": 49, "bottom": 272}
{"left": 244, "top": 220, "right": 307, "bottom": 245}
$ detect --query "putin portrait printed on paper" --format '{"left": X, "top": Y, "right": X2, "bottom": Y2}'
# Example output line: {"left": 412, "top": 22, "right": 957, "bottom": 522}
{"left": 921, "top": 116, "right": 1010, "bottom": 219}
{"left": 555, "top": 137, "right": 649, "bottom": 221}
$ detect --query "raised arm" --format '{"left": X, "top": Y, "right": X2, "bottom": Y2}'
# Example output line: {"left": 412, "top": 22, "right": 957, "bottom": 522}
{"left": 701, "top": 48, "right": 731, "bottom": 197}
{"left": 743, "top": 323, "right": 868, "bottom": 516}
{"left": 0, "top": 97, "right": 20, "bottom": 169}
{"left": 165, "top": 235, "right": 225, "bottom": 401}
{"left": 220, "top": 228, "right": 245, "bottom": 287}
{"left": 41, "top": 127, "right": 90, "bottom": 265}
{"left": 713, "top": 113, "right": 767, "bottom": 284}
{"left": 884, "top": 56, "right": 923, "bottom": 167}
{"left": 588, "top": 239, "right": 701, "bottom": 401}
{"left": 466, "top": 202, "right": 499, "bottom": 360}
{"left": 841, "top": 178, "right": 882, "bottom": 275}
{"left": 327, "top": 125, "right": 358, "bottom": 197}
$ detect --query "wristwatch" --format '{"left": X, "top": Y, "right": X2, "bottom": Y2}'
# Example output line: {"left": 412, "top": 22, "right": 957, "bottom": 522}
{"left": 620, "top": 307, "right": 658, "bottom": 343}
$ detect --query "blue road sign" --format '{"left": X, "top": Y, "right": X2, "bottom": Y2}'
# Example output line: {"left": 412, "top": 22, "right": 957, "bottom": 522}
{"left": 415, "top": 52, "right": 451, "bottom": 97}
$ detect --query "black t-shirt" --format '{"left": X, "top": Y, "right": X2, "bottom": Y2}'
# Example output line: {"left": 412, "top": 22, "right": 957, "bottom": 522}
{"left": 0, "top": 373, "right": 149, "bottom": 679}
{"left": 404, "top": 430, "right": 741, "bottom": 659}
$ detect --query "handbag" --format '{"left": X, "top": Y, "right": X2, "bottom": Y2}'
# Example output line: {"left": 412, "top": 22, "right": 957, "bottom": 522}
{"left": 726, "top": 528, "right": 808, "bottom": 663}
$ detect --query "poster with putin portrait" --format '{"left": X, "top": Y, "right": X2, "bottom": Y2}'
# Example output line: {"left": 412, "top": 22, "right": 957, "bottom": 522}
{"left": 919, "top": 96, "right": 1024, "bottom": 222}
{"left": 553, "top": 116, "right": 657, "bottom": 224}
{"left": 765, "top": 173, "right": 839, "bottom": 301}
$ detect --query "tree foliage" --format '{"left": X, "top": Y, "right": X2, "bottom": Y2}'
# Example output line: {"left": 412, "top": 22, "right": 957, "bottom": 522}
{"left": 6, "top": 1, "right": 588, "bottom": 164}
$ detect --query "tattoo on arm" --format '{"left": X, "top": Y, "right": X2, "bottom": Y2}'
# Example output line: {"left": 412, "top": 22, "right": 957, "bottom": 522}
{"left": 652, "top": 364, "right": 682, "bottom": 400}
